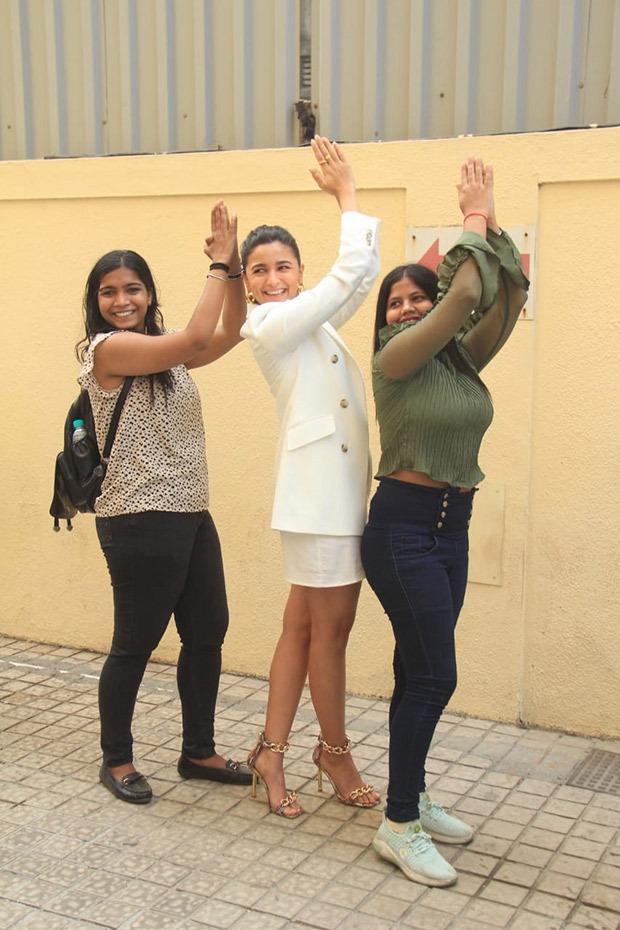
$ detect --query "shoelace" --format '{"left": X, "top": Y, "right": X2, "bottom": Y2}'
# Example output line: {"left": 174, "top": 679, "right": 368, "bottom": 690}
{"left": 425, "top": 799, "right": 446, "bottom": 816}
{"left": 405, "top": 824, "right": 434, "bottom": 852}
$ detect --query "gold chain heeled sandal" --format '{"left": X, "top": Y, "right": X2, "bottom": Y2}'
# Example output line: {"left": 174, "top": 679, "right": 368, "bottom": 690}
{"left": 247, "top": 732, "right": 304, "bottom": 818}
{"left": 312, "top": 733, "right": 380, "bottom": 808}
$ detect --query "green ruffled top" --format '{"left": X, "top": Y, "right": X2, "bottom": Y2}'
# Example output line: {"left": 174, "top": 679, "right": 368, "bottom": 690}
{"left": 373, "top": 228, "right": 529, "bottom": 488}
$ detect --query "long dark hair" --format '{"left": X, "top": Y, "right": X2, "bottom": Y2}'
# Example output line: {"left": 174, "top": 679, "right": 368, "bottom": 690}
{"left": 240, "top": 225, "right": 302, "bottom": 269}
{"left": 76, "top": 249, "right": 173, "bottom": 392}
{"left": 373, "top": 263, "right": 488, "bottom": 394}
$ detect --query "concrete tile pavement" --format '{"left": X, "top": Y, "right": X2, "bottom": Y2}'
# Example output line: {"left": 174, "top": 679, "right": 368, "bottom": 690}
{"left": 0, "top": 636, "right": 619, "bottom": 930}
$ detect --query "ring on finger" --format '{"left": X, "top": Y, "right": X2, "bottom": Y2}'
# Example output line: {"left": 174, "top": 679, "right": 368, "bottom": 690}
{"left": 324, "top": 154, "right": 332, "bottom": 162}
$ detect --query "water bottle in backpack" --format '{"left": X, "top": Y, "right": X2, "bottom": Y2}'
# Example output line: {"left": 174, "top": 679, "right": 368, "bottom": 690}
{"left": 72, "top": 419, "right": 88, "bottom": 443}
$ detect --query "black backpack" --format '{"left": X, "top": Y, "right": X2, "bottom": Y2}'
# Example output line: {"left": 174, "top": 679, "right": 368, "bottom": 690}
{"left": 49, "top": 377, "right": 134, "bottom": 531}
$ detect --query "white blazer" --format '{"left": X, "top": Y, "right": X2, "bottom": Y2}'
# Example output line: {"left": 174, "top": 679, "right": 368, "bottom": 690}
{"left": 241, "top": 210, "right": 380, "bottom": 536}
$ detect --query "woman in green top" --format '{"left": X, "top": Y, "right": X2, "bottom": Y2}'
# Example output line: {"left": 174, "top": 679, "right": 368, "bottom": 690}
{"left": 361, "top": 158, "right": 529, "bottom": 887}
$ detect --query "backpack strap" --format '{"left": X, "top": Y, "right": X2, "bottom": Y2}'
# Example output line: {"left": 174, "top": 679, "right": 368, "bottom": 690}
{"left": 102, "top": 376, "right": 134, "bottom": 460}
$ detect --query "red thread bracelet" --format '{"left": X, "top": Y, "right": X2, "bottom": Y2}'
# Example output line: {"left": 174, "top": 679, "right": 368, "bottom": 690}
{"left": 463, "top": 212, "right": 488, "bottom": 222}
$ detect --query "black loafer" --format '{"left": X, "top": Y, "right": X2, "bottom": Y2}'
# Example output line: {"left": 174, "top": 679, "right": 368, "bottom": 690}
{"left": 99, "top": 765, "right": 153, "bottom": 804}
{"left": 177, "top": 755, "right": 252, "bottom": 785}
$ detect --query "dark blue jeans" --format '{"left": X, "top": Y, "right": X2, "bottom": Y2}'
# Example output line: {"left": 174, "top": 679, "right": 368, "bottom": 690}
{"left": 361, "top": 478, "right": 474, "bottom": 823}
{"left": 96, "top": 510, "right": 229, "bottom": 768}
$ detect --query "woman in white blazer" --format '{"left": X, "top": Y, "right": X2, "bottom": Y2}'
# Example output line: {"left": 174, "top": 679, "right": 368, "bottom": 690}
{"left": 241, "top": 137, "right": 381, "bottom": 817}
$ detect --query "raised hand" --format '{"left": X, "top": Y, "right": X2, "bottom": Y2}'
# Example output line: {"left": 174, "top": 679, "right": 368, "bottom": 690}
{"left": 204, "top": 200, "right": 238, "bottom": 266}
{"left": 457, "top": 157, "right": 494, "bottom": 221}
{"left": 309, "top": 136, "right": 358, "bottom": 213}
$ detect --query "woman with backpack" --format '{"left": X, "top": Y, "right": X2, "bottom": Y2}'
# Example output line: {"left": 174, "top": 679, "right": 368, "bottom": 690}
{"left": 77, "top": 202, "right": 252, "bottom": 803}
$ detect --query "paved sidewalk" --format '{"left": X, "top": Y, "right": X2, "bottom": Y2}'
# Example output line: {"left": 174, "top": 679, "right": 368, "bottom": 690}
{"left": 0, "top": 637, "right": 619, "bottom": 930}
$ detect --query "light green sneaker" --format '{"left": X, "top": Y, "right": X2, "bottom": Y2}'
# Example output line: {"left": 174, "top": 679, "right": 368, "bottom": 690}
{"left": 372, "top": 816, "right": 457, "bottom": 886}
{"left": 419, "top": 791, "right": 473, "bottom": 845}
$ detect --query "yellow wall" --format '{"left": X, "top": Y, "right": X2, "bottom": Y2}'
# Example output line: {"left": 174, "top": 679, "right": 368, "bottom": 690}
{"left": 1, "top": 128, "right": 619, "bottom": 737}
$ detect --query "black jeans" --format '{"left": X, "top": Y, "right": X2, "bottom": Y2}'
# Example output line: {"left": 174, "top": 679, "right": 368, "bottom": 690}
{"left": 361, "top": 479, "right": 474, "bottom": 823}
{"left": 96, "top": 510, "right": 229, "bottom": 768}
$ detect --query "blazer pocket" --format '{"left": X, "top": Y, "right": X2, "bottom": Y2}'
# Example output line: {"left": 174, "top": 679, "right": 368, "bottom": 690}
{"left": 287, "top": 415, "right": 335, "bottom": 451}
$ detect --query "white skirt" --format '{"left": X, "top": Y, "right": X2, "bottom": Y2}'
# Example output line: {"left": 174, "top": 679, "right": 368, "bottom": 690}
{"left": 280, "top": 532, "right": 364, "bottom": 587}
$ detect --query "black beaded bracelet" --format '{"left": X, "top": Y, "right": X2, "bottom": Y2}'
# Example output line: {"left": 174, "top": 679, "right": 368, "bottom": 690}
{"left": 227, "top": 270, "right": 243, "bottom": 280}
{"left": 209, "top": 261, "right": 230, "bottom": 273}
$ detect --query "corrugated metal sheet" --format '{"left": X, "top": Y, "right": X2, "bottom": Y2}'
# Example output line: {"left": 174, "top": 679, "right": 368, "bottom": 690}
{"left": 310, "top": 0, "right": 620, "bottom": 142}
{"left": 0, "top": 0, "right": 301, "bottom": 159}
{"left": 1, "top": 0, "right": 618, "bottom": 161}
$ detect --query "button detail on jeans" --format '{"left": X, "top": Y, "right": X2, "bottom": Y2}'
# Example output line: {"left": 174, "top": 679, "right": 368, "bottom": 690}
{"left": 331, "top": 354, "right": 339, "bottom": 363}
{"left": 437, "top": 521, "right": 443, "bottom": 528}
{"left": 340, "top": 398, "right": 349, "bottom": 408}
{"left": 441, "top": 511, "right": 446, "bottom": 518}
{"left": 341, "top": 444, "right": 348, "bottom": 453}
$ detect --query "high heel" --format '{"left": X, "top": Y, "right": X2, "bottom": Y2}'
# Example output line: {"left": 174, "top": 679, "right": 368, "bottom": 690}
{"left": 247, "top": 732, "right": 304, "bottom": 818}
{"left": 312, "top": 734, "right": 381, "bottom": 808}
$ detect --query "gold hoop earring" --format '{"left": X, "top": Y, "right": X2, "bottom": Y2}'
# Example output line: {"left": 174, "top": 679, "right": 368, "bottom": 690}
{"left": 246, "top": 290, "right": 258, "bottom": 304}
{"left": 297, "top": 284, "right": 304, "bottom": 294}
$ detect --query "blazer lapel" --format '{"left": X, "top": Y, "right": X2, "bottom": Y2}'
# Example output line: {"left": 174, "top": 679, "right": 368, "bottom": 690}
{"left": 321, "top": 322, "right": 367, "bottom": 399}
{"left": 323, "top": 321, "right": 351, "bottom": 358}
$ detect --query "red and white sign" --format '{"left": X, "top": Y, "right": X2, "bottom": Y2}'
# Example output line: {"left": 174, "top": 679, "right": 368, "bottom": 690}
{"left": 406, "top": 225, "right": 535, "bottom": 320}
